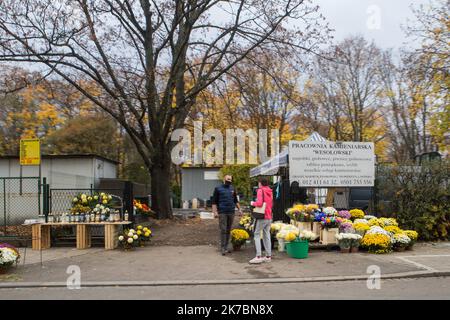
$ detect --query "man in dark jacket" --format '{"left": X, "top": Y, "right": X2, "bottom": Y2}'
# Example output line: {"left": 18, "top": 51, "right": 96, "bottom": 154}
{"left": 212, "top": 175, "right": 242, "bottom": 255}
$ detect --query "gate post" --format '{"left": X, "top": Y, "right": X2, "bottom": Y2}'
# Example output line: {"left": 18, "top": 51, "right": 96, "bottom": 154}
{"left": 2, "top": 178, "right": 6, "bottom": 234}
{"left": 43, "top": 177, "right": 49, "bottom": 222}
{"left": 123, "top": 181, "right": 134, "bottom": 222}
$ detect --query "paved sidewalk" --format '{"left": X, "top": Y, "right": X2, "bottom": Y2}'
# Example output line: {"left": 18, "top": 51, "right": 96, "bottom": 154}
{"left": 1, "top": 242, "right": 450, "bottom": 286}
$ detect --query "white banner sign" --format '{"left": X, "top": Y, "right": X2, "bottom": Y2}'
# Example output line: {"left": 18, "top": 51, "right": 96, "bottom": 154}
{"left": 289, "top": 140, "right": 375, "bottom": 187}
{"left": 204, "top": 171, "right": 220, "bottom": 180}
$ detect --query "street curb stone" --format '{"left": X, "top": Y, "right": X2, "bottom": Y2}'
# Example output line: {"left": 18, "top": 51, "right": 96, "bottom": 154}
{"left": 1, "top": 270, "right": 450, "bottom": 289}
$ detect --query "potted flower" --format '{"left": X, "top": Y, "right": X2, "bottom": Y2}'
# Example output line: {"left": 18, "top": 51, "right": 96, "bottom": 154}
{"left": 276, "top": 230, "right": 287, "bottom": 252}
{"left": 339, "top": 220, "right": 354, "bottom": 233}
{"left": 270, "top": 222, "right": 283, "bottom": 249}
{"left": 276, "top": 225, "right": 299, "bottom": 252}
{"left": 322, "top": 207, "right": 337, "bottom": 216}
{"left": 403, "top": 230, "right": 418, "bottom": 250}
{"left": 239, "top": 213, "right": 254, "bottom": 236}
{"left": 230, "top": 229, "right": 250, "bottom": 251}
{"left": 285, "top": 230, "right": 316, "bottom": 259}
{"left": 350, "top": 234, "right": 363, "bottom": 253}
{"left": 118, "top": 229, "right": 139, "bottom": 251}
{"left": 392, "top": 233, "right": 411, "bottom": 252}
{"left": 297, "top": 211, "right": 314, "bottom": 232}
{"left": 338, "top": 210, "right": 351, "bottom": 220}
{"left": 349, "top": 209, "right": 365, "bottom": 221}
{"left": 378, "top": 217, "right": 398, "bottom": 227}
{"left": 353, "top": 222, "right": 370, "bottom": 236}
{"left": 0, "top": 243, "right": 20, "bottom": 274}
{"left": 313, "top": 211, "right": 326, "bottom": 235}
{"left": 335, "top": 233, "right": 353, "bottom": 253}
{"left": 286, "top": 204, "right": 317, "bottom": 227}
{"left": 319, "top": 216, "right": 342, "bottom": 245}
{"left": 136, "top": 225, "right": 152, "bottom": 247}
{"left": 360, "top": 233, "right": 392, "bottom": 254}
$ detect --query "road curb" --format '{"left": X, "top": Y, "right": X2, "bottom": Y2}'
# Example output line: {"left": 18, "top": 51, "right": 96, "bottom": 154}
{"left": 1, "top": 270, "right": 450, "bottom": 289}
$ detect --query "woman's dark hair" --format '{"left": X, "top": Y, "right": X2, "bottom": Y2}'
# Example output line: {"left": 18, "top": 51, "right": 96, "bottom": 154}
{"left": 259, "top": 177, "right": 269, "bottom": 186}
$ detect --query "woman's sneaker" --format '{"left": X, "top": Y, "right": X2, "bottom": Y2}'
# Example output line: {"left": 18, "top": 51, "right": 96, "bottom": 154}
{"left": 263, "top": 256, "right": 272, "bottom": 262}
{"left": 249, "top": 256, "right": 264, "bottom": 264}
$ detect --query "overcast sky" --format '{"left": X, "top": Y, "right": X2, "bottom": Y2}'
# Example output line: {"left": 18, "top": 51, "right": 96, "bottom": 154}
{"left": 314, "top": 0, "right": 432, "bottom": 49}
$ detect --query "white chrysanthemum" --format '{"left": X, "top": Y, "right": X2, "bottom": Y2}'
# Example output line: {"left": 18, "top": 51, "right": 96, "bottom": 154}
{"left": 118, "top": 236, "right": 124, "bottom": 241}
{"left": 323, "top": 207, "right": 337, "bottom": 216}
{"left": 127, "top": 238, "right": 133, "bottom": 244}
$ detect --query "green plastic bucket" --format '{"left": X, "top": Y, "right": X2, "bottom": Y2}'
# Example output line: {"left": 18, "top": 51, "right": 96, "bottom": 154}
{"left": 286, "top": 240, "right": 309, "bottom": 259}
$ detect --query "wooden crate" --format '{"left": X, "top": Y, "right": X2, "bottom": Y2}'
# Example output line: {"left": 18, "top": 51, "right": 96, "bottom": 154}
{"left": 32, "top": 224, "right": 51, "bottom": 250}
{"left": 104, "top": 224, "right": 119, "bottom": 250}
{"left": 320, "top": 228, "right": 338, "bottom": 245}
{"left": 76, "top": 225, "right": 91, "bottom": 249}
{"left": 312, "top": 222, "right": 321, "bottom": 238}
{"left": 297, "top": 222, "right": 312, "bottom": 232}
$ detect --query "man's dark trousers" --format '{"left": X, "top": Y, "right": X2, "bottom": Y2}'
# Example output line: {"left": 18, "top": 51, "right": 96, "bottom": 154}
{"left": 219, "top": 213, "right": 234, "bottom": 251}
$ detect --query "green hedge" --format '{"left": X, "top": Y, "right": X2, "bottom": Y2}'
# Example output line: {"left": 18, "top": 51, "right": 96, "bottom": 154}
{"left": 376, "top": 161, "right": 450, "bottom": 241}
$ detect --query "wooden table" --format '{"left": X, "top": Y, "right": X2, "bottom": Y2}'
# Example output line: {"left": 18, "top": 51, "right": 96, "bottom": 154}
{"left": 31, "top": 222, "right": 132, "bottom": 250}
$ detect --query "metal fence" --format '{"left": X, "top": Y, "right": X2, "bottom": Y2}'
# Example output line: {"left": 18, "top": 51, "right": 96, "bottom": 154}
{"left": 46, "top": 187, "right": 126, "bottom": 240}
{"left": 0, "top": 177, "right": 41, "bottom": 236}
{"left": 48, "top": 187, "right": 124, "bottom": 216}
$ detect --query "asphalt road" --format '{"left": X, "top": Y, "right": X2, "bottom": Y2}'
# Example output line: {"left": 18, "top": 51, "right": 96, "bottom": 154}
{"left": 1, "top": 276, "right": 449, "bottom": 300}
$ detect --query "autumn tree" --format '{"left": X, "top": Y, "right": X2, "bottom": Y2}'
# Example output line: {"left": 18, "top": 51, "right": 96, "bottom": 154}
{"left": 43, "top": 114, "right": 120, "bottom": 156}
{"left": 0, "top": 83, "right": 62, "bottom": 154}
{"left": 405, "top": 0, "right": 449, "bottom": 155}
{"left": 0, "top": 0, "right": 328, "bottom": 218}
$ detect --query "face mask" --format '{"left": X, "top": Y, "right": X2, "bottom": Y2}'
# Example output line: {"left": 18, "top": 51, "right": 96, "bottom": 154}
{"left": 224, "top": 180, "right": 232, "bottom": 185}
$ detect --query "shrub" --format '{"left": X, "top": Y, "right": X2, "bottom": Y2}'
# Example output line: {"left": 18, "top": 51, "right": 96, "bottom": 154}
{"left": 376, "top": 161, "right": 450, "bottom": 241}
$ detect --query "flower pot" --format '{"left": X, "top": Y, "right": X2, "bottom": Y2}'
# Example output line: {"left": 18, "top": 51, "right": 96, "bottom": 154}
{"left": 351, "top": 247, "right": 359, "bottom": 253}
{"left": 0, "top": 265, "right": 12, "bottom": 274}
{"left": 320, "top": 228, "right": 338, "bottom": 245}
{"left": 340, "top": 247, "right": 350, "bottom": 253}
{"left": 285, "top": 239, "right": 309, "bottom": 259}
{"left": 394, "top": 246, "right": 406, "bottom": 252}
{"left": 277, "top": 238, "right": 286, "bottom": 252}
{"left": 406, "top": 244, "right": 414, "bottom": 251}
{"left": 233, "top": 244, "right": 242, "bottom": 251}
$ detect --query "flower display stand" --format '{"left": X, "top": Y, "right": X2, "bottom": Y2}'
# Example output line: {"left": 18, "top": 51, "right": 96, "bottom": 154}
{"left": 320, "top": 228, "right": 338, "bottom": 245}
{"left": 312, "top": 222, "right": 321, "bottom": 237}
{"left": 32, "top": 222, "right": 132, "bottom": 250}
{"left": 297, "top": 222, "right": 312, "bottom": 232}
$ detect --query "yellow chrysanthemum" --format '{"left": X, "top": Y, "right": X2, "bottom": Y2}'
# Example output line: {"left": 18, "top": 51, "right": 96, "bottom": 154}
{"left": 403, "top": 230, "right": 418, "bottom": 241}
{"left": 368, "top": 218, "right": 385, "bottom": 228}
{"left": 353, "top": 223, "right": 370, "bottom": 231}
{"left": 349, "top": 209, "right": 365, "bottom": 220}
{"left": 361, "top": 233, "right": 391, "bottom": 254}
{"left": 384, "top": 225, "right": 402, "bottom": 234}
{"left": 285, "top": 232, "right": 297, "bottom": 242}
{"left": 231, "top": 229, "right": 250, "bottom": 242}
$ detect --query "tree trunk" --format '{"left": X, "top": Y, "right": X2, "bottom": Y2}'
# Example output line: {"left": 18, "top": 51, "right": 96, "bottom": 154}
{"left": 150, "top": 152, "right": 173, "bottom": 219}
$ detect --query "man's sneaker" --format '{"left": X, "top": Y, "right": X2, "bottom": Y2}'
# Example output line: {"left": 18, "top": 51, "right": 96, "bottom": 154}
{"left": 221, "top": 249, "right": 227, "bottom": 256}
{"left": 249, "top": 256, "right": 264, "bottom": 264}
{"left": 263, "top": 256, "right": 272, "bottom": 262}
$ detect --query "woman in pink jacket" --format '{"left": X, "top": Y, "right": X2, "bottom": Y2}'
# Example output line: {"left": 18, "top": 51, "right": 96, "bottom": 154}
{"left": 249, "top": 177, "right": 273, "bottom": 264}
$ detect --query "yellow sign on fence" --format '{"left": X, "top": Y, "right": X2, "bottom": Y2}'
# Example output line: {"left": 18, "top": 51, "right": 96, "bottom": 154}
{"left": 20, "top": 139, "right": 41, "bottom": 166}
